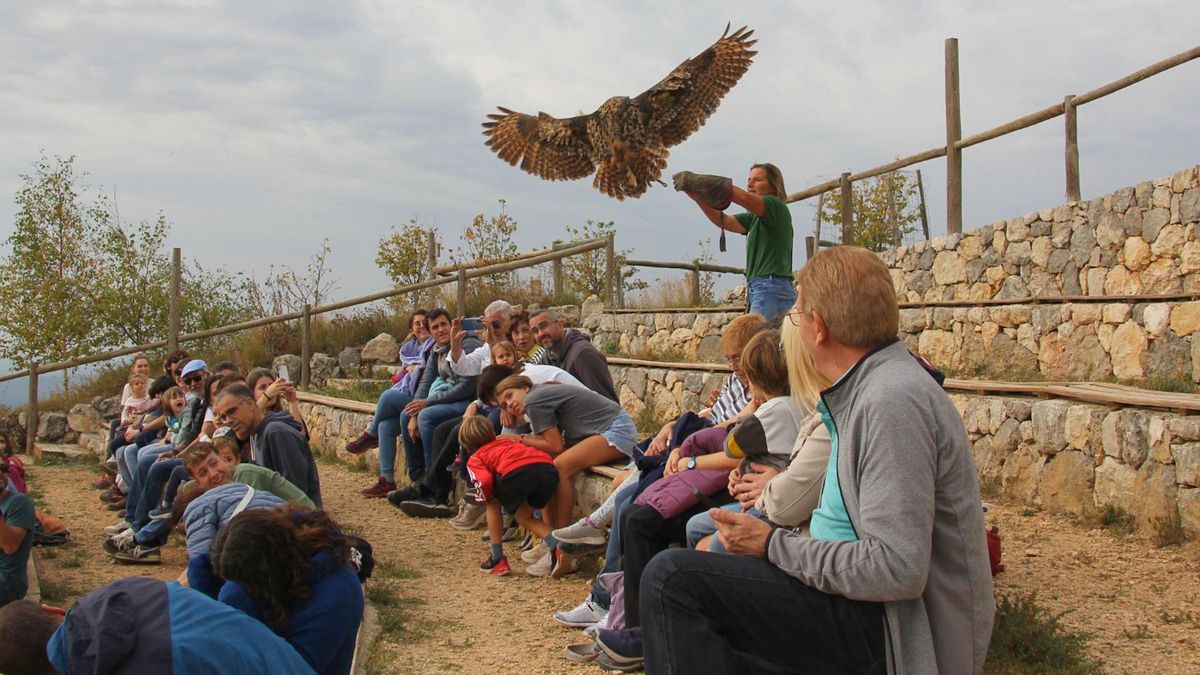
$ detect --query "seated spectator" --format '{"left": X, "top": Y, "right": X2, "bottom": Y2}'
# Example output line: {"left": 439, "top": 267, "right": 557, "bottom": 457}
{"left": 637, "top": 247, "right": 994, "bottom": 674}
{"left": 461, "top": 416, "right": 559, "bottom": 577}
{"left": 0, "top": 432, "right": 26, "bottom": 496}
{"left": 347, "top": 308, "right": 481, "bottom": 497}
{"left": 446, "top": 300, "right": 515, "bottom": 376}
{"left": 179, "top": 481, "right": 287, "bottom": 593}
{"left": 391, "top": 309, "right": 432, "bottom": 393}
{"left": 0, "top": 577, "right": 317, "bottom": 674}
{"left": 493, "top": 374, "right": 638, "bottom": 541}
{"left": 184, "top": 440, "right": 314, "bottom": 507}
{"left": 529, "top": 308, "right": 617, "bottom": 401}
{"left": 0, "top": 466, "right": 34, "bottom": 607}
{"left": 246, "top": 367, "right": 305, "bottom": 430}
{"left": 508, "top": 310, "right": 547, "bottom": 364}
{"left": 212, "top": 506, "right": 364, "bottom": 675}
{"left": 550, "top": 313, "right": 765, "bottom": 631}
{"left": 213, "top": 384, "right": 322, "bottom": 507}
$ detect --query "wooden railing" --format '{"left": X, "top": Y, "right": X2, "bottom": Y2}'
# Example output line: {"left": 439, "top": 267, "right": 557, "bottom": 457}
{"left": 620, "top": 258, "right": 745, "bottom": 307}
{"left": 786, "top": 39, "right": 1200, "bottom": 241}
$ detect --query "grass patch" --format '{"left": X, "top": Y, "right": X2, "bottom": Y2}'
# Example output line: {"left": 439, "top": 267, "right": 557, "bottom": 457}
{"left": 36, "top": 451, "right": 100, "bottom": 467}
{"left": 366, "top": 580, "right": 429, "bottom": 635}
{"left": 1160, "top": 609, "right": 1197, "bottom": 627}
{"left": 1097, "top": 504, "right": 1137, "bottom": 536}
{"left": 375, "top": 560, "right": 423, "bottom": 580}
{"left": 1150, "top": 510, "right": 1186, "bottom": 547}
{"left": 38, "top": 576, "right": 80, "bottom": 603}
{"left": 979, "top": 476, "right": 1001, "bottom": 500}
{"left": 987, "top": 591, "right": 1100, "bottom": 674}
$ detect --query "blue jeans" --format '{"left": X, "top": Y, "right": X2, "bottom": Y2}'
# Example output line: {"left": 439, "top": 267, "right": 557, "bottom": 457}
{"left": 124, "top": 442, "right": 170, "bottom": 517}
{"left": 685, "top": 503, "right": 760, "bottom": 554}
{"left": 641, "top": 549, "right": 885, "bottom": 674}
{"left": 747, "top": 276, "right": 797, "bottom": 323}
{"left": 590, "top": 474, "right": 640, "bottom": 609}
{"left": 132, "top": 457, "right": 181, "bottom": 531}
{"left": 407, "top": 400, "right": 473, "bottom": 480}
{"left": 370, "top": 389, "right": 412, "bottom": 483}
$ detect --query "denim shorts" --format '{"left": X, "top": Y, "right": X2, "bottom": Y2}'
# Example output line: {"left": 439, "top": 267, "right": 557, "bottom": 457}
{"left": 601, "top": 410, "right": 639, "bottom": 457}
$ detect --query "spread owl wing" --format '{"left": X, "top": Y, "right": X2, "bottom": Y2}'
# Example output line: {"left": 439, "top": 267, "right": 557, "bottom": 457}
{"left": 481, "top": 108, "right": 596, "bottom": 181}
{"left": 634, "top": 24, "right": 757, "bottom": 148}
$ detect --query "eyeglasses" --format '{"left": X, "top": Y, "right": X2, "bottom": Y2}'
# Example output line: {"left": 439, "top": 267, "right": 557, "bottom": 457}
{"left": 725, "top": 355, "right": 742, "bottom": 367}
{"left": 183, "top": 374, "right": 204, "bottom": 384}
{"left": 787, "top": 309, "right": 803, "bottom": 327}
{"left": 214, "top": 400, "right": 245, "bottom": 421}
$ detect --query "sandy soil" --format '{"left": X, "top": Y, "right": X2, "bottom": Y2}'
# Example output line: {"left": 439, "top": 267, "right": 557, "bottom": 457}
{"left": 28, "top": 457, "right": 1200, "bottom": 674}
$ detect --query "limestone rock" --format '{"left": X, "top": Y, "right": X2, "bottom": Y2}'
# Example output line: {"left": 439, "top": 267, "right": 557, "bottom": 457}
{"left": 1122, "top": 237, "right": 1151, "bottom": 271}
{"left": 1002, "top": 446, "right": 1044, "bottom": 503}
{"left": 1144, "top": 333, "right": 1191, "bottom": 380}
{"left": 580, "top": 294, "right": 604, "bottom": 320}
{"left": 898, "top": 309, "right": 927, "bottom": 334}
{"left": 1151, "top": 223, "right": 1185, "bottom": 258}
{"left": 1181, "top": 241, "right": 1200, "bottom": 274}
{"left": 932, "top": 251, "right": 966, "bottom": 285}
{"left": 1142, "top": 304, "right": 1171, "bottom": 337}
{"left": 1170, "top": 302, "right": 1200, "bottom": 336}
{"left": 1096, "top": 212, "right": 1126, "bottom": 248}
{"left": 338, "top": 347, "right": 362, "bottom": 375}
{"left": 1179, "top": 488, "right": 1200, "bottom": 537}
{"left": 1143, "top": 208, "right": 1170, "bottom": 242}
{"left": 1175, "top": 442, "right": 1200, "bottom": 487}
{"left": 1130, "top": 462, "right": 1179, "bottom": 527}
{"left": 1181, "top": 187, "right": 1200, "bottom": 223}
{"left": 1039, "top": 451, "right": 1096, "bottom": 517}
{"left": 360, "top": 333, "right": 401, "bottom": 363}
{"left": 1070, "top": 226, "right": 1096, "bottom": 266}
{"left": 272, "top": 354, "right": 303, "bottom": 382}
{"left": 1102, "top": 304, "right": 1131, "bottom": 324}
{"left": 1032, "top": 400, "right": 1070, "bottom": 454}
{"left": 1141, "top": 258, "right": 1181, "bottom": 294}
{"left": 997, "top": 276, "right": 1028, "bottom": 300}
{"left": 988, "top": 333, "right": 1038, "bottom": 375}
{"left": 1109, "top": 321, "right": 1147, "bottom": 379}
{"left": 625, "top": 368, "right": 647, "bottom": 399}
{"left": 1169, "top": 417, "right": 1200, "bottom": 441}
{"left": 1004, "top": 240, "right": 1032, "bottom": 266}
{"left": 918, "top": 329, "right": 958, "bottom": 371}
{"left": 310, "top": 353, "right": 339, "bottom": 386}
{"left": 67, "top": 403, "right": 102, "bottom": 434}
{"left": 37, "top": 412, "right": 68, "bottom": 442}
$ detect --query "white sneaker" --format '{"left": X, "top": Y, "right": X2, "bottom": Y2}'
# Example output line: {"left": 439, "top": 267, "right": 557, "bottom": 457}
{"left": 520, "top": 541, "right": 548, "bottom": 564}
{"left": 525, "top": 549, "right": 555, "bottom": 577}
{"left": 103, "top": 521, "right": 131, "bottom": 537}
{"left": 553, "top": 519, "right": 607, "bottom": 546}
{"left": 554, "top": 598, "right": 609, "bottom": 628}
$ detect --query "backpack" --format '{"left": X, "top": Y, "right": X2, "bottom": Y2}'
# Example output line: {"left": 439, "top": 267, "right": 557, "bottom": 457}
{"left": 33, "top": 511, "right": 70, "bottom": 546}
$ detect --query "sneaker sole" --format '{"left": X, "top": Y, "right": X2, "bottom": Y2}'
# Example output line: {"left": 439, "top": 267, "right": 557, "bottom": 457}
{"left": 557, "top": 541, "right": 606, "bottom": 557}
{"left": 553, "top": 533, "right": 607, "bottom": 546}
{"left": 398, "top": 501, "right": 455, "bottom": 518}
{"left": 595, "top": 641, "right": 645, "bottom": 671}
{"left": 550, "top": 553, "right": 580, "bottom": 579}
{"left": 563, "top": 641, "right": 600, "bottom": 664}
{"left": 112, "top": 554, "right": 162, "bottom": 565}
{"left": 449, "top": 514, "right": 488, "bottom": 531}
{"left": 148, "top": 513, "right": 171, "bottom": 521}
{"left": 554, "top": 614, "right": 605, "bottom": 629}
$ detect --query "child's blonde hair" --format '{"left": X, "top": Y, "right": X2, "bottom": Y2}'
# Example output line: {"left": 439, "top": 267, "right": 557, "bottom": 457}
{"left": 129, "top": 372, "right": 149, "bottom": 385}
{"left": 458, "top": 416, "right": 497, "bottom": 452}
{"left": 491, "top": 340, "right": 518, "bottom": 363}
{"left": 213, "top": 434, "right": 242, "bottom": 464}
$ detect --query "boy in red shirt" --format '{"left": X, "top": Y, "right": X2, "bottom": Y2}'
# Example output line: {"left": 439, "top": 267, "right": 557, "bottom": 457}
{"left": 462, "top": 417, "right": 560, "bottom": 576}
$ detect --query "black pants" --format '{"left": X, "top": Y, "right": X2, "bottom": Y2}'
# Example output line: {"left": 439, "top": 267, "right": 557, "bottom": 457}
{"left": 641, "top": 548, "right": 886, "bottom": 674}
{"left": 620, "top": 502, "right": 707, "bottom": 628}
{"left": 409, "top": 417, "right": 462, "bottom": 502}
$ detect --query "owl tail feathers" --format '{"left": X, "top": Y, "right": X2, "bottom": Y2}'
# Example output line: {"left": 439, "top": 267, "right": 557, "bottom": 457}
{"left": 594, "top": 146, "right": 669, "bottom": 201}
{"left": 672, "top": 171, "right": 733, "bottom": 211}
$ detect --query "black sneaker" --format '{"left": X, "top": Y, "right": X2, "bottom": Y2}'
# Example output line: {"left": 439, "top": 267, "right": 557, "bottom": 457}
{"left": 386, "top": 485, "right": 427, "bottom": 508}
{"left": 398, "top": 498, "right": 455, "bottom": 518}
{"left": 112, "top": 545, "right": 162, "bottom": 565}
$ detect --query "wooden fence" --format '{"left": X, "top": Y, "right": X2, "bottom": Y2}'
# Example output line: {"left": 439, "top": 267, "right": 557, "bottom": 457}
{"left": 789, "top": 38, "right": 1200, "bottom": 243}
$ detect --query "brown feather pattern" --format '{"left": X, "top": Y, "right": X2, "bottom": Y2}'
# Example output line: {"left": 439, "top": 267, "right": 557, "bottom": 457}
{"left": 481, "top": 24, "right": 756, "bottom": 200}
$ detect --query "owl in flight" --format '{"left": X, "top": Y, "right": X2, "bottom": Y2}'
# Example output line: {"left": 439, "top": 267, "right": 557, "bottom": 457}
{"left": 482, "top": 24, "right": 756, "bottom": 200}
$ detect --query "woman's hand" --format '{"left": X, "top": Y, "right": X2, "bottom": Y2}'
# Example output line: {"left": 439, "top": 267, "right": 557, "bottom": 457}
{"left": 281, "top": 381, "right": 297, "bottom": 402}
{"left": 462, "top": 402, "right": 479, "bottom": 421}
{"left": 646, "top": 421, "right": 674, "bottom": 456}
{"left": 404, "top": 399, "right": 427, "bottom": 415}
{"left": 732, "top": 462, "right": 780, "bottom": 507}
{"left": 263, "top": 378, "right": 287, "bottom": 403}
{"left": 407, "top": 416, "right": 420, "bottom": 441}
{"left": 726, "top": 466, "right": 743, "bottom": 494}
{"left": 499, "top": 410, "right": 520, "bottom": 428}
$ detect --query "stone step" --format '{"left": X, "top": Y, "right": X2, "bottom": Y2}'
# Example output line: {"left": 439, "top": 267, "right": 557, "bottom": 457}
{"left": 34, "top": 443, "right": 92, "bottom": 461}
{"left": 323, "top": 378, "right": 392, "bottom": 392}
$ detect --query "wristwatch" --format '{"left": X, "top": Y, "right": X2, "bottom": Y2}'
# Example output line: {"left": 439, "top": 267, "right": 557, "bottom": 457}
{"left": 686, "top": 457, "right": 697, "bottom": 471}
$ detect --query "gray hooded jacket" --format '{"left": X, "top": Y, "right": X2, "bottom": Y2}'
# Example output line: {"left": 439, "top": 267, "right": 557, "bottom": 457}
{"left": 766, "top": 340, "right": 994, "bottom": 674}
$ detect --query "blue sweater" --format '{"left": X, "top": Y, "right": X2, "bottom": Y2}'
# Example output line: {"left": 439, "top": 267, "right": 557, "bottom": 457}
{"left": 219, "top": 552, "right": 364, "bottom": 675}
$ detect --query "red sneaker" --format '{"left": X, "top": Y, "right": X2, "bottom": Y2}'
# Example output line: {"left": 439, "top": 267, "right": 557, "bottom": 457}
{"left": 360, "top": 477, "right": 396, "bottom": 498}
{"left": 481, "top": 555, "right": 512, "bottom": 576}
{"left": 345, "top": 431, "right": 379, "bottom": 455}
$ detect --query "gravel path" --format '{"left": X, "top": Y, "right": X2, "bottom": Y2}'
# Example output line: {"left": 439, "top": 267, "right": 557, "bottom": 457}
{"left": 28, "top": 456, "right": 1200, "bottom": 674}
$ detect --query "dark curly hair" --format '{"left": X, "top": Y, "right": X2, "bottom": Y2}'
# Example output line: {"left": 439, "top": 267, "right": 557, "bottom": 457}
{"left": 210, "top": 505, "right": 350, "bottom": 631}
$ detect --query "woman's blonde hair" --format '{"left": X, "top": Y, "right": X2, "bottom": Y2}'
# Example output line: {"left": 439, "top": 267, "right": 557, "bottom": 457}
{"left": 458, "top": 416, "right": 497, "bottom": 452}
{"left": 782, "top": 311, "right": 832, "bottom": 407}
{"left": 751, "top": 163, "right": 787, "bottom": 199}
{"left": 794, "top": 246, "right": 898, "bottom": 348}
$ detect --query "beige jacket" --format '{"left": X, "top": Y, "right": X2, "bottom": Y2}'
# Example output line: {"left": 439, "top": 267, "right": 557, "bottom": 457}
{"left": 757, "top": 413, "right": 830, "bottom": 527}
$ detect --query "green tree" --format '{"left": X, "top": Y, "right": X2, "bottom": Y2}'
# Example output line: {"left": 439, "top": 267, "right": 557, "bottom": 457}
{"left": 92, "top": 211, "right": 173, "bottom": 347}
{"left": 559, "top": 220, "right": 645, "bottom": 302}
{"left": 819, "top": 171, "right": 920, "bottom": 251}
{"left": 0, "top": 155, "right": 106, "bottom": 390}
{"left": 446, "top": 200, "right": 521, "bottom": 304}
{"left": 250, "top": 239, "right": 340, "bottom": 315}
{"left": 376, "top": 218, "right": 438, "bottom": 309}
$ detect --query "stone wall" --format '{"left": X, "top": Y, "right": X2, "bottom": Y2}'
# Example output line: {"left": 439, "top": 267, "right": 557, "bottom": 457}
{"left": 884, "top": 165, "right": 1200, "bottom": 302}
{"left": 901, "top": 300, "right": 1200, "bottom": 381}
{"left": 609, "top": 364, "right": 729, "bottom": 425}
{"left": 957, "top": 393, "right": 1198, "bottom": 537}
{"left": 582, "top": 310, "right": 744, "bottom": 363}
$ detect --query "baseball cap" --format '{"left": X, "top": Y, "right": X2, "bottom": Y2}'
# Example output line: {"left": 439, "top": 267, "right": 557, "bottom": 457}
{"left": 180, "top": 359, "right": 209, "bottom": 378}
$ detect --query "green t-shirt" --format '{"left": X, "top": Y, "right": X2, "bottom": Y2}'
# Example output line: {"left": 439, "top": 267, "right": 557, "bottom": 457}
{"left": 734, "top": 194, "right": 794, "bottom": 280}
{"left": 0, "top": 486, "right": 34, "bottom": 599}
{"left": 232, "top": 463, "right": 315, "bottom": 508}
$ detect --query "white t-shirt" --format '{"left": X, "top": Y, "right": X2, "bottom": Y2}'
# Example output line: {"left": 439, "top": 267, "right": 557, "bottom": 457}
{"left": 522, "top": 364, "right": 585, "bottom": 389}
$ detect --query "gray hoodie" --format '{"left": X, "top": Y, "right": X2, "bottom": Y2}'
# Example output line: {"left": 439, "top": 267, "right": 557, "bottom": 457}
{"left": 253, "top": 411, "right": 322, "bottom": 507}
{"left": 766, "top": 340, "right": 994, "bottom": 674}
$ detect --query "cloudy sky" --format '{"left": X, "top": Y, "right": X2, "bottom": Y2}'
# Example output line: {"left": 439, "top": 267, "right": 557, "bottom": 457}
{"left": 1, "top": 0, "right": 1198, "bottom": 308}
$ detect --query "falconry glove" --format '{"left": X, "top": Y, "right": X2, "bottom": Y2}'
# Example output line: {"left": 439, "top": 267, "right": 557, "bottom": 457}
{"left": 672, "top": 171, "right": 733, "bottom": 211}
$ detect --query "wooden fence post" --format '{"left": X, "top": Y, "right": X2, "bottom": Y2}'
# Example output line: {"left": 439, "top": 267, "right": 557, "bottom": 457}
{"left": 839, "top": 172, "right": 853, "bottom": 244}
{"left": 456, "top": 269, "right": 467, "bottom": 316}
{"left": 916, "top": 169, "right": 930, "bottom": 240}
{"left": 805, "top": 236, "right": 815, "bottom": 260}
{"left": 945, "top": 37, "right": 963, "bottom": 234}
{"left": 1064, "top": 94, "right": 1081, "bottom": 202}
{"left": 605, "top": 233, "right": 616, "bottom": 307}
{"left": 551, "top": 240, "right": 564, "bottom": 301}
{"left": 425, "top": 231, "right": 438, "bottom": 307}
{"left": 300, "top": 303, "right": 311, "bottom": 390}
{"left": 691, "top": 259, "right": 702, "bottom": 306}
{"left": 886, "top": 172, "right": 898, "bottom": 247}
{"left": 26, "top": 361, "right": 38, "bottom": 455}
{"left": 813, "top": 192, "right": 824, "bottom": 254}
{"left": 168, "top": 247, "right": 181, "bottom": 352}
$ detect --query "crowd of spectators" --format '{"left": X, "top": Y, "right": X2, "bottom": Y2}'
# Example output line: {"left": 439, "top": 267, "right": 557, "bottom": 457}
{"left": 0, "top": 245, "right": 995, "bottom": 674}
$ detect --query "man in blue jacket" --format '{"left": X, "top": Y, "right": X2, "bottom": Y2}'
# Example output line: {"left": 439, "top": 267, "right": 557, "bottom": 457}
{"left": 624, "top": 247, "right": 994, "bottom": 674}
{"left": 0, "top": 577, "right": 316, "bottom": 674}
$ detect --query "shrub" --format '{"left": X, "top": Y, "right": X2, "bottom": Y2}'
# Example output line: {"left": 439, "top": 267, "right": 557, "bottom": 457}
{"left": 987, "top": 591, "right": 1100, "bottom": 673}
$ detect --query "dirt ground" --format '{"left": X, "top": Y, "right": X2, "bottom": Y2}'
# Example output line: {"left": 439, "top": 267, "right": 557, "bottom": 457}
{"left": 28, "top": 456, "right": 1200, "bottom": 674}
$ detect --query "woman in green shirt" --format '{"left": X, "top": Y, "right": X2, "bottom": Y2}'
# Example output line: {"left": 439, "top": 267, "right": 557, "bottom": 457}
{"left": 685, "top": 163, "right": 796, "bottom": 322}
